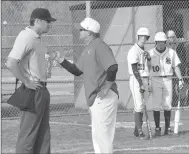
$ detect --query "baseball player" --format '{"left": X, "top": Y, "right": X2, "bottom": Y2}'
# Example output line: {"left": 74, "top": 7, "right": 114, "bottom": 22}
{"left": 56, "top": 17, "right": 119, "bottom": 153}
{"left": 127, "top": 27, "right": 151, "bottom": 139}
{"left": 148, "top": 32, "right": 184, "bottom": 136}
{"left": 166, "top": 30, "right": 178, "bottom": 50}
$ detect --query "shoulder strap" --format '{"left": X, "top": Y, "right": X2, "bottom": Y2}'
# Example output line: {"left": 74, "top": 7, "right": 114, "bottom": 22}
{"left": 15, "top": 78, "right": 19, "bottom": 91}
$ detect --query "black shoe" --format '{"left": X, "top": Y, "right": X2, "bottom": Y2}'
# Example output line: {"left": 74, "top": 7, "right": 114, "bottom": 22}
{"left": 154, "top": 127, "right": 161, "bottom": 137}
{"left": 164, "top": 127, "right": 171, "bottom": 135}
{"left": 133, "top": 126, "right": 139, "bottom": 137}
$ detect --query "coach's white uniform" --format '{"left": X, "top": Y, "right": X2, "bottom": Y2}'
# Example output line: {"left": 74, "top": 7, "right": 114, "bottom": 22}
{"left": 127, "top": 44, "right": 150, "bottom": 112}
{"left": 148, "top": 47, "right": 181, "bottom": 111}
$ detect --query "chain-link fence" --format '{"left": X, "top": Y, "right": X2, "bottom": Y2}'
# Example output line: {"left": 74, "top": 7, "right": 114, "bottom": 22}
{"left": 2, "top": 1, "right": 189, "bottom": 118}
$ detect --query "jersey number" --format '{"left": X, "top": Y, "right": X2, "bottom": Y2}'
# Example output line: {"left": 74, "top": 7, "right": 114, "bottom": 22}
{"left": 137, "top": 64, "right": 144, "bottom": 70}
{"left": 152, "top": 66, "right": 160, "bottom": 72}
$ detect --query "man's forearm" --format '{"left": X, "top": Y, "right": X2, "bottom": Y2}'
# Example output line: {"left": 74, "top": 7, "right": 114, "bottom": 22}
{"left": 6, "top": 59, "right": 28, "bottom": 84}
{"left": 104, "top": 64, "right": 118, "bottom": 88}
{"left": 174, "top": 66, "right": 183, "bottom": 80}
{"left": 132, "top": 63, "right": 143, "bottom": 86}
{"left": 60, "top": 59, "right": 83, "bottom": 76}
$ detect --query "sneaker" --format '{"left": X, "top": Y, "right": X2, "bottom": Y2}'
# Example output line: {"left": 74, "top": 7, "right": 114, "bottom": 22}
{"left": 138, "top": 131, "right": 145, "bottom": 139}
{"left": 164, "top": 127, "right": 171, "bottom": 135}
{"left": 154, "top": 127, "right": 161, "bottom": 137}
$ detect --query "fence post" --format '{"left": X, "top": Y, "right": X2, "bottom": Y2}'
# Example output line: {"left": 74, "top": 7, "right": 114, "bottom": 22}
{"left": 86, "top": 1, "right": 91, "bottom": 17}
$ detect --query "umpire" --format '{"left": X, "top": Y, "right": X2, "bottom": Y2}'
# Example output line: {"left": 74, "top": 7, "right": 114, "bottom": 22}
{"left": 6, "top": 8, "right": 56, "bottom": 153}
{"left": 56, "top": 17, "right": 119, "bottom": 153}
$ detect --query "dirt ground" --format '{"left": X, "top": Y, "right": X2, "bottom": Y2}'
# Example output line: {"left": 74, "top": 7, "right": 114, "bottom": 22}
{"left": 2, "top": 111, "right": 189, "bottom": 153}
{"left": 2, "top": 68, "right": 189, "bottom": 153}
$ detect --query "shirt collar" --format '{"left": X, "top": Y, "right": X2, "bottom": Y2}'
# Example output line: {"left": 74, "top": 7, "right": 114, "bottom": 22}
{"left": 25, "top": 26, "right": 40, "bottom": 38}
{"left": 135, "top": 43, "right": 145, "bottom": 53}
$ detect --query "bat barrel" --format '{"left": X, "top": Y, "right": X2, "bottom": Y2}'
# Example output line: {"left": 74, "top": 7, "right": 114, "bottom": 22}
{"left": 174, "top": 121, "right": 179, "bottom": 134}
{"left": 174, "top": 109, "right": 180, "bottom": 134}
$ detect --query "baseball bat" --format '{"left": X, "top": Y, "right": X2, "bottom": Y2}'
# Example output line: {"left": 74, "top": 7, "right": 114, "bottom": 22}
{"left": 174, "top": 87, "right": 181, "bottom": 134}
{"left": 142, "top": 92, "right": 152, "bottom": 140}
{"left": 144, "top": 104, "right": 153, "bottom": 140}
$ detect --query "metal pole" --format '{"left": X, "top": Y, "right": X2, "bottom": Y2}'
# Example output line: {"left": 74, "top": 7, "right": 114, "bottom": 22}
{"left": 86, "top": 1, "right": 91, "bottom": 17}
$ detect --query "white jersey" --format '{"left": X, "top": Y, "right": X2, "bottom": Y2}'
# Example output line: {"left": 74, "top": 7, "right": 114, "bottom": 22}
{"left": 127, "top": 44, "right": 149, "bottom": 77}
{"left": 148, "top": 47, "right": 181, "bottom": 76}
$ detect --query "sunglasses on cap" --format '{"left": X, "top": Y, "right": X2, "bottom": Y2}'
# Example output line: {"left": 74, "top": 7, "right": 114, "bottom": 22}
{"left": 39, "top": 19, "right": 51, "bottom": 23}
{"left": 79, "top": 28, "right": 87, "bottom": 31}
{"left": 46, "top": 20, "right": 51, "bottom": 23}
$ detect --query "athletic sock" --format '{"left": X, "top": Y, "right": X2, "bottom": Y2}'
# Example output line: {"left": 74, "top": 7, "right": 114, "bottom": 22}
{"left": 153, "top": 111, "right": 160, "bottom": 128}
{"left": 164, "top": 110, "right": 171, "bottom": 129}
{"left": 140, "top": 112, "right": 143, "bottom": 127}
{"left": 135, "top": 112, "right": 142, "bottom": 131}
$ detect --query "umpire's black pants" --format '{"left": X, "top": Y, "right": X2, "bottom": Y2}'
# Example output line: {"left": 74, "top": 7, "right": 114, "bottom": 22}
{"left": 16, "top": 83, "right": 50, "bottom": 154}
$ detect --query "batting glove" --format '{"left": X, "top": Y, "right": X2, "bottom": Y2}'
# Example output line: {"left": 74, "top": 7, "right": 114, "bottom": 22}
{"left": 179, "top": 79, "right": 184, "bottom": 89}
{"left": 144, "top": 51, "right": 151, "bottom": 61}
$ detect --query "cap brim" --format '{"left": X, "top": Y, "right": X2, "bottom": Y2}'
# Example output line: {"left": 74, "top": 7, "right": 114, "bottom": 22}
{"left": 74, "top": 23, "right": 83, "bottom": 30}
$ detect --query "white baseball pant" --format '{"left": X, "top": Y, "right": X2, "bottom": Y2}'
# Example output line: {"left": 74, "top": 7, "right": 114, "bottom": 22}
{"left": 89, "top": 89, "right": 118, "bottom": 154}
{"left": 151, "top": 77, "right": 172, "bottom": 111}
{"left": 129, "top": 75, "right": 149, "bottom": 112}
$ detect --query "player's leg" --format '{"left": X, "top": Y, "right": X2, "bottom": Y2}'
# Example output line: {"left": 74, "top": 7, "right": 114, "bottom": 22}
{"left": 129, "top": 76, "right": 138, "bottom": 136}
{"left": 89, "top": 89, "right": 118, "bottom": 153}
{"left": 133, "top": 112, "right": 144, "bottom": 137}
{"left": 130, "top": 76, "right": 145, "bottom": 138}
{"left": 151, "top": 78, "right": 163, "bottom": 136}
{"left": 162, "top": 79, "right": 172, "bottom": 135}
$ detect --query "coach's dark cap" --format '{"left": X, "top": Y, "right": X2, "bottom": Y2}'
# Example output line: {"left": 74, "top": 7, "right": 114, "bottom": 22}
{"left": 30, "top": 8, "right": 56, "bottom": 22}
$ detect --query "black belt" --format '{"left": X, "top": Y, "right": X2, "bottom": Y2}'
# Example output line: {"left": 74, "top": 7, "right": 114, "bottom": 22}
{"left": 130, "top": 75, "right": 149, "bottom": 78}
{"left": 154, "top": 76, "right": 172, "bottom": 78}
{"left": 40, "top": 82, "right": 47, "bottom": 87}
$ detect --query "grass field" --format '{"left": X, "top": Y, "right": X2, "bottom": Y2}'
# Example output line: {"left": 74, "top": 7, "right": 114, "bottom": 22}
{"left": 2, "top": 111, "right": 189, "bottom": 153}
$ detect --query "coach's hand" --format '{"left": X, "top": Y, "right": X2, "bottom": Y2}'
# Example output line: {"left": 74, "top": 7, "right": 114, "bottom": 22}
{"left": 54, "top": 52, "right": 65, "bottom": 64}
{"left": 98, "top": 81, "right": 113, "bottom": 99}
{"left": 98, "top": 87, "right": 110, "bottom": 99}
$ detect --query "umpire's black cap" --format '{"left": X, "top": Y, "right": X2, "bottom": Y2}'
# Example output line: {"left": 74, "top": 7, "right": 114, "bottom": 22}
{"left": 30, "top": 8, "right": 56, "bottom": 22}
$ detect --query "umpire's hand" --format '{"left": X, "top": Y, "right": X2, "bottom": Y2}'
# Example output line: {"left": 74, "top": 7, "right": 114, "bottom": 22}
{"left": 25, "top": 80, "right": 42, "bottom": 90}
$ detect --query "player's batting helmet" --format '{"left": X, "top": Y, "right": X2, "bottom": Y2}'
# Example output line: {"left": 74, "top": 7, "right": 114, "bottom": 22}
{"left": 154, "top": 32, "right": 167, "bottom": 42}
{"left": 137, "top": 27, "right": 150, "bottom": 36}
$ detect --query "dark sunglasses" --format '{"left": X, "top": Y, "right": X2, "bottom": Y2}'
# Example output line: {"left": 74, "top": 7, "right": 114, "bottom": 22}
{"left": 79, "top": 29, "right": 87, "bottom": 31}
{"left": 46, "top": 20, "right": 51, "bottom": 23}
